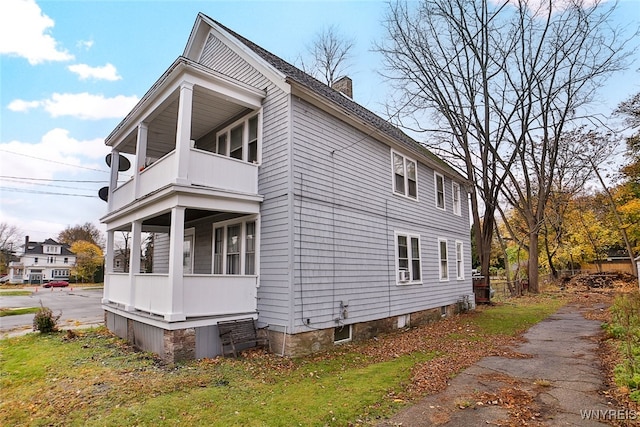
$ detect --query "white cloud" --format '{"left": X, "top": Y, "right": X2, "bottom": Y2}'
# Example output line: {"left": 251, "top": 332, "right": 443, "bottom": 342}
{"left": 0, "top": 129, "right": 114, "bottom": 241}
{"left": 76, "top": 39, "right": 94, "bottom": 50}
{"left": 0, "top": 0, "right": 74, "bottom": 64}
{"left": 8, "top": 92, "right": 139, "bottom": 120}
{"left": 0, "top": 129, "right": 111, "bottom": 242}
{"left": 7, "top": 99, "right": 42, "bottom": 112}
{"left": 68, "top": 63, "right": 122, "bottom": 81}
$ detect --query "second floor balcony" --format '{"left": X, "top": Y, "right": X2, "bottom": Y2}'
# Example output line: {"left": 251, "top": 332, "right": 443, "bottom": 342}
{"left": 104, "top": 58, "right": 266, "bottom": 214}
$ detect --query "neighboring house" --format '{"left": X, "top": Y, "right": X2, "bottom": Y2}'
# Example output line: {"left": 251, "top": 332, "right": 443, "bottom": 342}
{"left": 581, "top": 248, "right": 635, "bottom": 275}
{"left": 113, "top": 250, "right": 128, "bottom": 273}
{"left": 8, "top": 237, "right": 75, "bottom": 284}
{"left": 100, "top": 13, "right": 473, "bottom": 362}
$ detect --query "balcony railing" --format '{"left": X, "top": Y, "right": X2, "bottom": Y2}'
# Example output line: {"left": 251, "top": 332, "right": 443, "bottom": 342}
{"left": 109, "top": 148, "right": 259, "bottom": 212}
{"left": 104, "top": 273, "right": 258, "bottom": 319}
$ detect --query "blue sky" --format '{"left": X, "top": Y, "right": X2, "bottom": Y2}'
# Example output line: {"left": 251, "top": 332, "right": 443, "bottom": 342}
{"left": 0, "top": 0, "right": 639, "bottom": 243}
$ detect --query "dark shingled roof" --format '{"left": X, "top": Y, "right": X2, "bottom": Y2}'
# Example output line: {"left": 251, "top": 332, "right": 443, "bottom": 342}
{"left": 205, "top": 14, "right": 463, "bottom": 180}
{"left": 25, "top": 238, "right": 74, "bottom": 256}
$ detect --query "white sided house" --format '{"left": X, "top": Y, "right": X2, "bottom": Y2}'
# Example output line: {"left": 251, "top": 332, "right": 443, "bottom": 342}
{"left": 101, "top": 14, "right": 473, "bottom": 362}
{"left": 8, "top": 237, "right": 75, "bottom": 284}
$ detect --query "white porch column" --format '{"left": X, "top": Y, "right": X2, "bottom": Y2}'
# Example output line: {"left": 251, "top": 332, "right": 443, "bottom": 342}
{"left": 125, "top": 220, "right": 142, "bottom": 311}
{"left": 107, "top": 149, "right": 119, "bottom": 211}
{"left": 134, "top": 122, "right": 148, "bottom": 198}
{"left": 102, "top": 230, "right": 115, "bottom": 304}
{"left": 175, "top": 82, "right": 193, "bottom": 186}
{"left": 166, "top": 206, "right": 186, "bottom": 321}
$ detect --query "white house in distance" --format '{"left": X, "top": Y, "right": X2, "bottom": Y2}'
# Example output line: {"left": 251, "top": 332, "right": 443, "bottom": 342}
{"left": 8, "top": 237, "right": 75, "bottom": 284}
{"left": 100, "top": 13, "right": 473, "bottom": 362}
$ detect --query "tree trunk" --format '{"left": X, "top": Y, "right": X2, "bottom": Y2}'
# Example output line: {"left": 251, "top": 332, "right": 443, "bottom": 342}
{"left": 528, "top": 232, "right": 540, "bottom": 293}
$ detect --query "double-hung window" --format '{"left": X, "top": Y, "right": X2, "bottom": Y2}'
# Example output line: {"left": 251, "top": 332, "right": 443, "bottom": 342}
{"left": 452, "top": 182, "right": 461, "bottom": 216}
{"left": 438, "top": 238, "right": 449, "bottom": 281}
{"left": 392, "top": 151, "right": 417, "bottom": 199}
{"left": 396, "top": 232, "right": 422, "bottom": 284}
{"left": 216, "top": 113, "right": 260, "bottom": 163}
{"left": 435, "top": 172, "right": 445, "bottom": 210}
{"left": 456, "top": 241, "right": 464, "bottom": 280}
{"left": 213, "top": 218, "right": 258, "bottom": 275}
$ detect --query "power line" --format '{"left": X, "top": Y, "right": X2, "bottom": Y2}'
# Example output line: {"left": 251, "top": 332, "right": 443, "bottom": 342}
{"left": 0, "top": 186, "right": 98, "bottom": 198}
{"left": 0, "top": 149, "right": 110, "bottom": 173}
{"left": 0, "top": 175, "right": 108, "bottom": 183}
{"left": 0, "top": 178, "right": 98, "bottom": 191}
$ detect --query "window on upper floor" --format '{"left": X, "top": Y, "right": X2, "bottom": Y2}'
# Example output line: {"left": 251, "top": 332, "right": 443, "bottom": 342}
{"left": 215, "top": 113, "right": 260, "bottom": 164}
{"left": 439, "top": 238, "right": 449, "bottom": 281}
{"left": 452, "top": 182, "right": 461, "bottom": 216}
{"left": 392, "top": 151, "right": 417, "bottom": 199}
{"left": 435, "top": 172, "right": 445, "bottom": 210}
{"left": 34, "top": 257, "right": 38, "bottom": 264}
{"left": 396, "top": 232, "right": 422, "bottom": 284}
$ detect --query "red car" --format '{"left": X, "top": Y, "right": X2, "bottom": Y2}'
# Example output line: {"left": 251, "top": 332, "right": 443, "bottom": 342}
{"left": 43, "top": 280, "right": 69, "bottom": 288}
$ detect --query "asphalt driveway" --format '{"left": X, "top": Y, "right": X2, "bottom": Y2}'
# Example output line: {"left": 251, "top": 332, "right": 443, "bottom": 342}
{"left": 0, "top": 287, "right": 104, "bottom": 337}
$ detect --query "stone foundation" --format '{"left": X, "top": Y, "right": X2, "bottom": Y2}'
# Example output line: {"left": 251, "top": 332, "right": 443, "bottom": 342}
{"left": 163, "top": 328, "right": 196, "bottom": 362}
{"left": 270, "top": 304, "right": 458, "bottom": 357}
{"left": 106, "top": 302, "right": 460, "bottom": 360}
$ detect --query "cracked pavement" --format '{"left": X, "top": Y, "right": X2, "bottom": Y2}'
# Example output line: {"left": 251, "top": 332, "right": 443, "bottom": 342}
{"left": 378, "top": 304, "right": 622, "bottom": 426}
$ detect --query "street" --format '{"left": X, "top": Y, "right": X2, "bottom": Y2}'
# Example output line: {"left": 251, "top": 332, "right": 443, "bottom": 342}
{"left": 0, "top": 287, "right": 104, "bottom": 337}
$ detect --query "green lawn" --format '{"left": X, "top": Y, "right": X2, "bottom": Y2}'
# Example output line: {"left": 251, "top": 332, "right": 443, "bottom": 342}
{"left": 0, "top": 307, "right": 39, "bottom": 317}
{"left": 0, "top": 295, "right": 567, "bottom": 426}
{"left": 0, "top": 290, "right": 33, "bottom": 296}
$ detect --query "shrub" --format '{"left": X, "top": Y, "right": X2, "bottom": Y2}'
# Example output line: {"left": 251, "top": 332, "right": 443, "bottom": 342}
{"left": 32, "top": 302, "right": 61, "bottom": 333}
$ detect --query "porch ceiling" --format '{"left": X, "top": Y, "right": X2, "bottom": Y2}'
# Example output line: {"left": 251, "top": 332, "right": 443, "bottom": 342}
{"left": 117, "top": 86, "right": 250, "bottom": 156}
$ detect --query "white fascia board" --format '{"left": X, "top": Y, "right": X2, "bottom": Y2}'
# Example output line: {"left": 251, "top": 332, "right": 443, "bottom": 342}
{"left": 194, "top": 14, "right": 290, "bottom": 94}
{"left": 105, "top": 58, "right": 265, "bottom": 150}
{"left": 101, "top": 184, "right": 263, "bottom": 230}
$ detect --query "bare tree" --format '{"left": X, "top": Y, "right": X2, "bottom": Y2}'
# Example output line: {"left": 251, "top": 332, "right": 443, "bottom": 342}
{"left": 299, "top": 24, "right": 355, "bottom": 86}
{"left": 376, "top": 0, "right": 632, "bottom": 291}
{"left": 0, "top": 223, "right": 22, "bottom": 275}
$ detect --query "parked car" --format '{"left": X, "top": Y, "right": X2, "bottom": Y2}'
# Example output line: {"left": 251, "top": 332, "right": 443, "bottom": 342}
{"left": 43, "top": 280, "right": 69, "bottom": 288}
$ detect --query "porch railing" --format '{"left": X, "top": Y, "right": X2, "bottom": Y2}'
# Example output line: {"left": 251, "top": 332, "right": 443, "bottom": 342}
{"left": 109, "top": 148, "right": 259, "bottom": 212}
{"left": 103, "top": 273, "right": 258, "bottom": 319}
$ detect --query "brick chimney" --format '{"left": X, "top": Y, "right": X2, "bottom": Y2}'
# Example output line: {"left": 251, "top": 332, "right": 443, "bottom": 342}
{"left": 332, "top": 76, "right": 352, "bottom": 99}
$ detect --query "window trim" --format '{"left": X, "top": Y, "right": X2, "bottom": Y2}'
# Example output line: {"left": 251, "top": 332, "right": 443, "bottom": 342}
{"left": 215, "top": 111, "right": 262, "bottom": 164}
{"left": 452, "top": 181, "right": 461, "bottom": 216}
{"left": 435, "top": 172, "right": 446, "bottom": 210}
{"left": 183, "top": 227, "right": 195, "bottom": 275}
{"left": 211, "top": 215, "right": 260, "bottom": 277}
{"left": 391, "top": 150, "right": 418, "bottom": 200}
{"left": 394, "top": 231, "right": 423, "bottom": 285}
{"left": 438, "top": 238, "right": 449, "bottom": 281}
{"left": 455, "top": 240, "right": 465, "bottom": 280}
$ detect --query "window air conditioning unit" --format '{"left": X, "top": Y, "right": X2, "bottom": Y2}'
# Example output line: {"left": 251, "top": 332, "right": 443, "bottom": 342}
{"left": 399, "top": 270, "right": 409, "bottom": 282}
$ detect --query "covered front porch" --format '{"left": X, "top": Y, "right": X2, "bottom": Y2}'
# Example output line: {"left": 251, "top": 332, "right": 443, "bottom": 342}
{"left": 102, "top": 201, "right": 261, "bottom": 323}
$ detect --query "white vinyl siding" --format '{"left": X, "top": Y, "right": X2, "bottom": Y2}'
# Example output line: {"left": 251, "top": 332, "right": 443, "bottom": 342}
{"left": 199, "top": 33, "right": 290, "bottom": 326}
{"left": 435, "top": 172, "right": 445, "bottom": 210}
{"left": 439, "top": 238, "right": 449, "bottom": 281}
